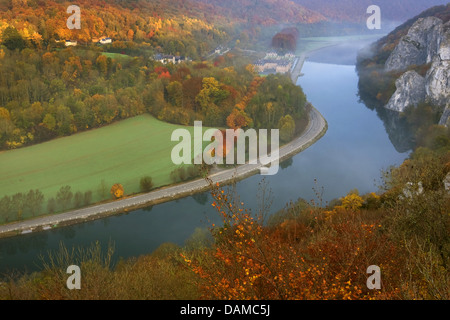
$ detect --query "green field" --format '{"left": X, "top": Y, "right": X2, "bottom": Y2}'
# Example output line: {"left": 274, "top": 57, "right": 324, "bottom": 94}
{"left": 101, "top": 52, "right": 133, "bottom": 60}
{"left": 0, "top": 115, "right": 206, "bottom": 210}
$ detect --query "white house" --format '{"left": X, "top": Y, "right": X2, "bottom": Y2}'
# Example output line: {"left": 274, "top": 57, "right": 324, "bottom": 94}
{"left": 154, "top": 54, "right": 190, "bottom": 65}
{"left": 265, "top": 51, "right": 278, "bottom": 59}
{"left": 65, "top": 40, "right": 78, "bottom": 47}
{"left": 284, "top": 52, "right": 295, "bottom": 59}
{"left": 99, "top": 38, "right": 112, "bottom": 45}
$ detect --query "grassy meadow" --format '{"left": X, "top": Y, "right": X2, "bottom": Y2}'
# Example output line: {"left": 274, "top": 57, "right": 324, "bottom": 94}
{"left": 0, "top": 115, "right": 206, "bottom": 213}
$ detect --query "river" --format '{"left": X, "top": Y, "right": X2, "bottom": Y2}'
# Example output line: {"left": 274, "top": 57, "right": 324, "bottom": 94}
{"left": 0, "top": 39, "right": 410, "bottom": 275}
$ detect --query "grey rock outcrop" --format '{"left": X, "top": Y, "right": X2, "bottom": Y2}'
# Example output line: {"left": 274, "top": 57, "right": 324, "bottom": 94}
{"left": 445, "top": 173, "right": 450, "bottom": 192}
{"left": 426, "top": 21, "right": 450, "bottom": 107}
{"left": 385, "top": 17, "right": 443, "bottom": 72}
{"left": 384, "top": 19, "right": 449, "bottom": 123}
{"left": 439, "top": 104, "right": 450, "bottom": 127}
{"left": 385, "top": 71, "right": 426, "bottom": 112}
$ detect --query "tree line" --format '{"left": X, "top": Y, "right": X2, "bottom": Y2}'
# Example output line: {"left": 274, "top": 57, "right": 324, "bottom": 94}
{"left": 0, "top": 45, "right": 308, "bottom": 150}
{"left": 0, "top": 174, "right": 163, "bottom": 224}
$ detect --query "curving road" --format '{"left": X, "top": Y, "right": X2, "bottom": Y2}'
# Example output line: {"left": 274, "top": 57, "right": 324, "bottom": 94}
{"left": 0, "top": 107, "right": 327, "bottom": 238}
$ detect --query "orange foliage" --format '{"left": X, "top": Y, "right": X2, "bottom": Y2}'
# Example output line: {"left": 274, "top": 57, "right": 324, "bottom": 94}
{"left": 183, "top": 182, "right": 405, "bottom": 300}
{"left": 227, "top": 76, "right": 264, "bottom": 129}
{"left": 158, "top": 72, "right": 171, "bottom": 79}
{"left": 110, "top": 184, "right": 124, "bottom": 199}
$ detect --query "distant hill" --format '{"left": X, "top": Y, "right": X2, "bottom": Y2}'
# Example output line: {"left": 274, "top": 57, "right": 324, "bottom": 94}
{"left": 0, "top": 0, "right": 235, "bottom": 57}
{"left": 192, "top": 0, "right": 325, "bottom": 25}
{"left": 293, "top": 0, "right": 450, "bottom": 23}
{"left": 2, "top": 0, "right": 447, "bottom": 54}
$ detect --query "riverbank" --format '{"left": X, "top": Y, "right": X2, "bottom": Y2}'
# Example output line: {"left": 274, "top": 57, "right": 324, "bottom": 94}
{"left": 290, "top": 53, "right": 307, "bottom": 83}
{"left": 0, "top": 106, "right": 327, "bottom": 239}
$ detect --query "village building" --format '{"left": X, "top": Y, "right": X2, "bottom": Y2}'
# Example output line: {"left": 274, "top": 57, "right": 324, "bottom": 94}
{"left": 275, "top": 60, "right": 291, "bottom": 73}
{"left": 253, "top": 59, "right": 293, "bottom": 74}
{"left": 154, "top": 54, "right": 190, "bottom": 65}
{"left": 99, "top": 37, "right": 112, "bottom": 45}
{"left": 64, "top": 40, "right": 77, "bottom": 47}
{"left": 265, "top": 51, "right": 278, "bottom": 59}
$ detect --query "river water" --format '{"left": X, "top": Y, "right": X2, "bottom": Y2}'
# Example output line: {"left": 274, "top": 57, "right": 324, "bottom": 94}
{"left": 0, "top": 40, "right": 410, "bottom": 275}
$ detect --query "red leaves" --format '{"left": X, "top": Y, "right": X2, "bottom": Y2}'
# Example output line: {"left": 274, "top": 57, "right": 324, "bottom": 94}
{"left": 183, "top": 182, "right": 406, "bottom": 300}
{"left": 154, "top": 66, "right": 171, "bottom": 79}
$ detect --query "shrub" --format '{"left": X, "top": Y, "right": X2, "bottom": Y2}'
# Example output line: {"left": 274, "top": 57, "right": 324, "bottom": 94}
{"left": 140, "top": 176, "right": 154, "bottom": 192}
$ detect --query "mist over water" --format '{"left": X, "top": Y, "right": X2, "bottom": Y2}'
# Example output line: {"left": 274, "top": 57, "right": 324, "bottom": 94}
{"left": 306, "top": 38, "right": 382, "bottom": 65}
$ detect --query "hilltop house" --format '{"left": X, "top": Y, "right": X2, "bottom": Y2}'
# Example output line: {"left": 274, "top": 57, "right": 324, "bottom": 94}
{"left": 99, "top": 38, "right": 112, "bottom": 45}
{"left": 214, "top": 46, "right": 230, "bottom": 55}
{"left": 65, "top": 40, "right": 77, "bottom": 47}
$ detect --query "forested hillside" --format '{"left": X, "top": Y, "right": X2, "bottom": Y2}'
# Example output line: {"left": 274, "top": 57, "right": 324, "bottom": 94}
{"left": 0, "top": 0, "right": 313, "bottom": 150}
{"left": 194, "top": 0, "right": 325, "bottom": 25}
{"left": 294, "top": 0, "right": 450, "bottom": 22}
{"left": 0, "top": 47, "right": 306, "bottom": 150}
{"left": 0, "top": 0, "right": 231, "bottom": 56}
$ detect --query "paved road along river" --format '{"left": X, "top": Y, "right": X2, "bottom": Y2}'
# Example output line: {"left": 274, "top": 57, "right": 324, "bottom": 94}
{"left": 0, "top": 107, "right": 327, "bottom": 238}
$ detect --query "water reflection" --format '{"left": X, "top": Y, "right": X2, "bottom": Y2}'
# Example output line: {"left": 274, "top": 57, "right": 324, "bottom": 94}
{"left": 374, "top": 107, "right": 415, "bottom": 153}
{"left": 192, "top": 193, "right": 210, "bottom": 206}
{"left": 355, "top": 52, "right": 415, "bottom": 153}
{"left": 280, "top": 158, "right": 294, "bottom": 170}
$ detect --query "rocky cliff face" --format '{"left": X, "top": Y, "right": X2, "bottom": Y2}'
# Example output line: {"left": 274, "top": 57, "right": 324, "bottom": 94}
{"left": 426, "top": 21, "right": 450, "bottom": 125}
{"left": 385, "top": 17, "right": 443, "bottom": 71}
{"left": 385, "top": 71, "right": 426, "bottom": 112}
{"left": 384, "top": 17, "right": 450, "bottom": 124}
{"left": 440, "top": 106, "right": 450, "bottom": 126}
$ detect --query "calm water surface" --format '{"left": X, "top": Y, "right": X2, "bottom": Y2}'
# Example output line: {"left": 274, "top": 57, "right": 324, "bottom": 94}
{"left": 0, "top": 42, "right": 409, "bottom": 275}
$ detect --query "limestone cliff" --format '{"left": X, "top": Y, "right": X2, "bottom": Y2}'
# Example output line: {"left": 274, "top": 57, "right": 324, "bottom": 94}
{"left": 384, "top": 18, "right": 450, "bottom": 124}
{"left": 426, "top": 21, "right": 450, "bottom": 112}
{"left": 385, "top": 71, "right": 426, "bottom": 112}
{"left": 385, "top": 17, "right": 443, "bottom": 72}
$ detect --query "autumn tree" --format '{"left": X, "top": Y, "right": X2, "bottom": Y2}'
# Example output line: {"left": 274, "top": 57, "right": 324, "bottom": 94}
{"left": 42, "top": 114, "right": 56, "bottom": 131}
{"left": 166, "top": 81, "right": 184, "bottom": 107}
{"left": 183, "top": 181, "right": 403, "bottom": 300}
{"left": 96, "top": 55, "right": 109, "bottom": 76}
{"left": 226, "top": 108, "right": 252, "bottom": 129}
{"left": 2, "top": 27, "right": 26, "bottom": 51}
{"left": 278, "top": 115, "right": 295, "bottom": 142}
{"left": 110, "top": 184, "right": 124, "bottom": 199}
